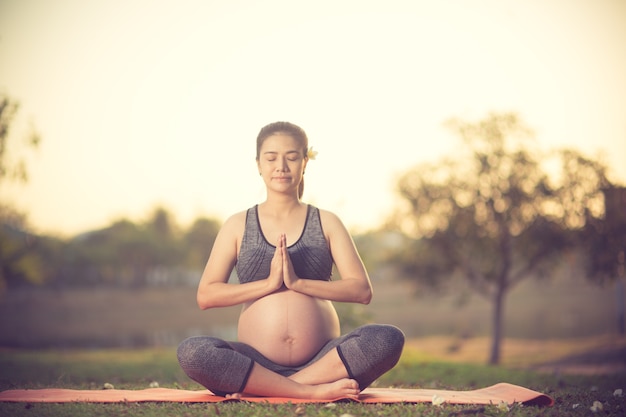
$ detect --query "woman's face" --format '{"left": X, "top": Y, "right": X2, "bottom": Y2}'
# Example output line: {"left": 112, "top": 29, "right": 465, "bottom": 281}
{"left": 257, "top": 133, "right": 307, "bottom": 194}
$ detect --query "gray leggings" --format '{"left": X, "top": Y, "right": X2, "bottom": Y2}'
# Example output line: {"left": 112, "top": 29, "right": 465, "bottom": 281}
{"left": 177, "top": 324, "right": 404, "bottom": 396}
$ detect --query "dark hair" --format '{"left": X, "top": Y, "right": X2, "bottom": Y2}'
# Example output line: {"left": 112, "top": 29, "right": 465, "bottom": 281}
{"left": 256, "top": 122, "right": 309, "bottom": 198}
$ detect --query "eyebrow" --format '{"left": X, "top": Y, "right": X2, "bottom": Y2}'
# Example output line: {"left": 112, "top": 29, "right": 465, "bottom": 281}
{"left": 262, "top": 150, "right": 301, "bottom": 155}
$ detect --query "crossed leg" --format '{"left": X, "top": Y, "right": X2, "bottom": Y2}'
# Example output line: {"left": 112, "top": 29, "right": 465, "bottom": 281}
{"left": 288, "top": 347, "right": 348, "bottom": 385}
{"left": 228, "top": 348, "right": 358, "bottom": 400}
{"left": 178, "top": 325, "right": 404, "bottom": 399}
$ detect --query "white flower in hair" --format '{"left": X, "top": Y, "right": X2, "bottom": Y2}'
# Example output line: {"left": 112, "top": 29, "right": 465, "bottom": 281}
{"left": 307, "top": 147, "right": 318, "bottom": 160}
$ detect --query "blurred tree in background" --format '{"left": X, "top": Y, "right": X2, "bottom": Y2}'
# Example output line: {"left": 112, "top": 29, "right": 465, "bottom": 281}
{"left": 389, "top": 112, "right": 614, "bottom": 364}
{"left": 0, "top": 95, "right": 40, "bottom": 183}
{"left": 57, "top": 207, "right": 220, "bottom": 288}
{"left": 583, "top": 185, "right": 626, "bottom": 334}
{"left": 583, "top": 186, "right": 626, "bottom": 282}
{"left": 183, "top": 217, "right": 221, "bottom": 269}
{"left": 0, "top": 93, "right": 42, "bottom": 293}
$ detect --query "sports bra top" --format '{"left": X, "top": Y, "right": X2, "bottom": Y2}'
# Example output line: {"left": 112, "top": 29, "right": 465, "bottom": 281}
{"left": 236, "top": 205, "right": 333, "bottom": 284}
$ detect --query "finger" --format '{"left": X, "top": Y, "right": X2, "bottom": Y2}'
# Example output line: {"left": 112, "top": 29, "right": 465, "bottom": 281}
{"left": 275, "top": 234, "right": 283, "bottom": 255}
{"left": 282, "top": 235, "right": 290, "bottom": 263}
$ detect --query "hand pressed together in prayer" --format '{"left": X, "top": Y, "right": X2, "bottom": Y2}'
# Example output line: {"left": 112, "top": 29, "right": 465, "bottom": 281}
{"left": 269, "top": 233, "right": 301, "bottom": 291}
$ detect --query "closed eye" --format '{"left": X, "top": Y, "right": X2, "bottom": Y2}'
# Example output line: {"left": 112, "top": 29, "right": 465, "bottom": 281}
{"left": 262, "top": 150, "right": 303, "bottom": 162}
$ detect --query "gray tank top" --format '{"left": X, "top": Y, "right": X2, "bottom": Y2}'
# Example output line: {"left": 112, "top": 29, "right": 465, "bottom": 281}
{"left": 236, "top": 205, "right": 333, "bottom": 283}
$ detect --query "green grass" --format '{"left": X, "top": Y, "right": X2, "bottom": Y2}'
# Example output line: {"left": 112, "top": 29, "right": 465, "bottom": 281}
{"left": 1, "top": 347, "right": 624, "bottom": 417}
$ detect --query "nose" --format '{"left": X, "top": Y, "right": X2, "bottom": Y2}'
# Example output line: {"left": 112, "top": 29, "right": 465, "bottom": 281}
{"left": 275, "top": 158, "right": 288, "bottom": 172}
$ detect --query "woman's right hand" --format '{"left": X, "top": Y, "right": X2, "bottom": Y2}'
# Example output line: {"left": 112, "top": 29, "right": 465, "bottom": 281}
{"left": 267, "top": 233, "right": 285, "bottom": 291}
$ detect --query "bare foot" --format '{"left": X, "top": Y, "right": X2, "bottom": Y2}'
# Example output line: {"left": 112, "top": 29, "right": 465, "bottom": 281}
{"left": 225, "top": 377, "right": 360, "bottom": 400}
{"left": 311, "top": 378, "right": 360, "bottom": 400}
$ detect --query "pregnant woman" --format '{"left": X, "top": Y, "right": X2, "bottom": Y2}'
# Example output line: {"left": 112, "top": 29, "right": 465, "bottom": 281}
{"left": 177, "top": 121, "right": 404, "bottom": 400}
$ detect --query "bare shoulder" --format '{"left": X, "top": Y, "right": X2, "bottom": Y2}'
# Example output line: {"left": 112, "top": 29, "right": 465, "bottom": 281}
{"left": 317, "top": 208, "right": 349, "bottom": 236}
{"left": 318, "top": 208, "right": 363, "bottom": 265}
{"left": 207, "top": 209, "right": 248, "bottom": 262}
{"left": 224, "top": 209, "right": 248, "bottom": 226}
{"left": 220, "top": 209, "right": 248, "bottom": 237}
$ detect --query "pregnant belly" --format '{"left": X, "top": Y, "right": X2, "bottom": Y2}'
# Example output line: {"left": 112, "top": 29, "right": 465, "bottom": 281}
{"left": 238, "top": 289, "right": 340, "bottom": 366}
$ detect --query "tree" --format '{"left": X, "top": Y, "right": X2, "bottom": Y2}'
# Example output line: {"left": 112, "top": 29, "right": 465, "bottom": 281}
{"left": 61, "top": 208, "right": 185, "bottom": 287}
{"left": 183, "top": 217, "right": 220, "bottom": 269}
{"left": 0, "top": 206, "right": 42, "bottom": 289}
{"left": 390, "top": 112, "right": 611, "bottom": 364}
{"left": 582, "top": 186, "right": 626, "bottom": 281}
{"left": 0, "top": 95, "right": 40, "bottom": 183}
{"left": 582, "top": 185, "right": 626, "bottom": 334}
{"left": 144, "top": 206, "right": 184, "bottom": 267}
{"left": 0, "top": 94, "right": 41, "bottom": 292}
{"left": 57, "top": 208, "right": 222, "bottom": 287}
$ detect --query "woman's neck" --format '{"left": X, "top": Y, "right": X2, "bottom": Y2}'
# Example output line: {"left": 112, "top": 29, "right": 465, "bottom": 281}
{"left": 260, "top": 193, "right": 304, "bottom": 217}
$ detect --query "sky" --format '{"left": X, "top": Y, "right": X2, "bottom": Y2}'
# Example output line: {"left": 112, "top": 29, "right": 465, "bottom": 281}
{"left": 1, "top": 0, "right": 625, "bottom": 237}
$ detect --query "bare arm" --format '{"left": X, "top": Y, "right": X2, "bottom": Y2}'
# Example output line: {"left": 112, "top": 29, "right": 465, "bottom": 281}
{"left": 283, "top": 210, "right": 373, "bottom": 304}
{"left": 196, "top": 212, "right": 283, "bottom": 309}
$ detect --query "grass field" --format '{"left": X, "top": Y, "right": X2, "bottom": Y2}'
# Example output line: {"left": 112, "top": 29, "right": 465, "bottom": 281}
{"left": 0, "top": 340, "right": 624, "bottom": 417}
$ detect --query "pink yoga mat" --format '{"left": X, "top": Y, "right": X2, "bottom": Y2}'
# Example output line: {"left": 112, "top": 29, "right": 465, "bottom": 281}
{"left": 0, "top": 383, "right": 554, "bottom": 406}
